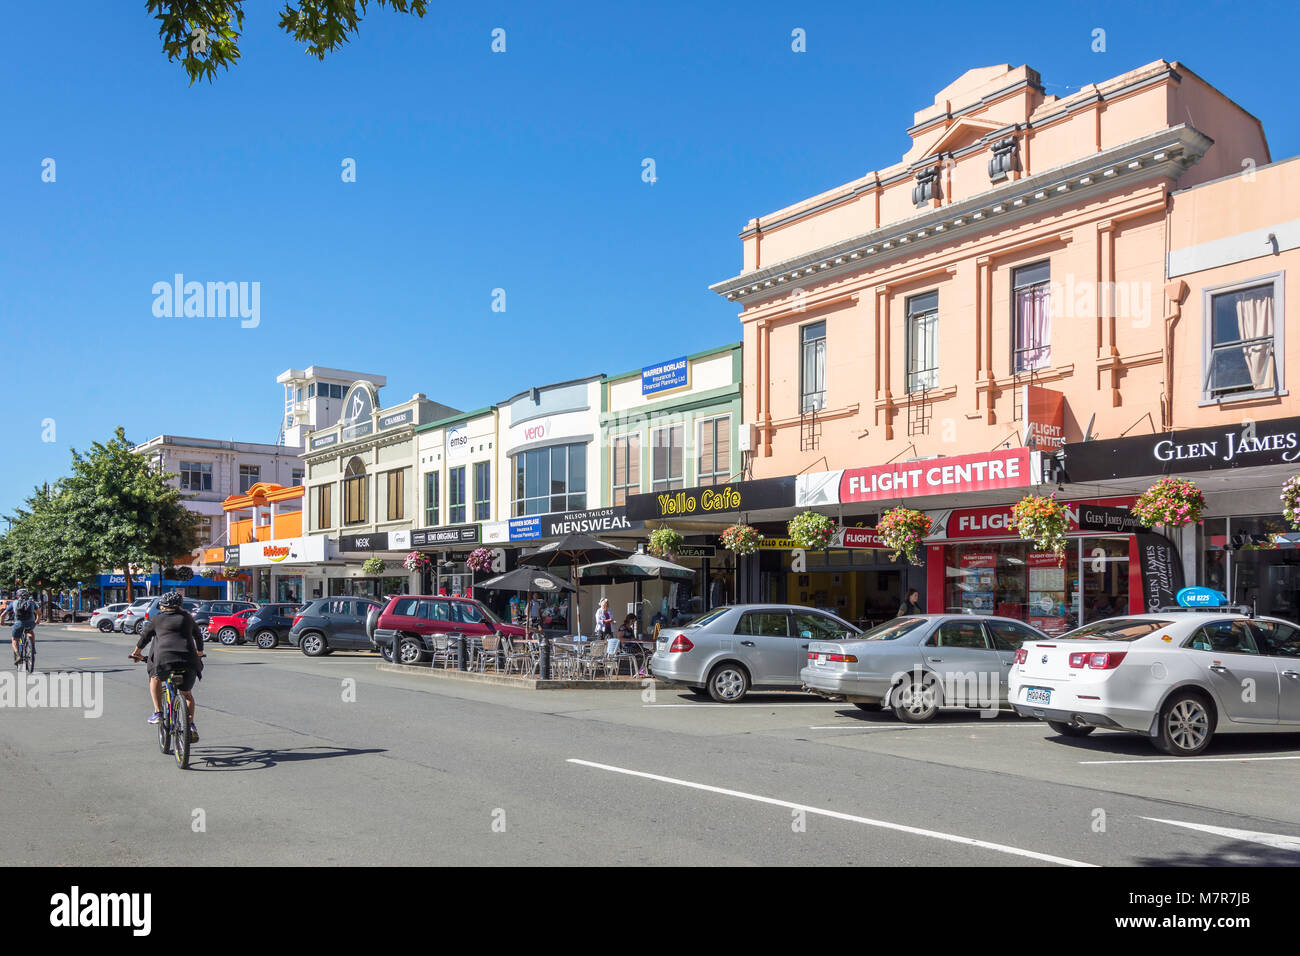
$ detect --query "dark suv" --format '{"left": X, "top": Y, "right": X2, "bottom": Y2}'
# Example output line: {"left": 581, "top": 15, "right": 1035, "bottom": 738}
{"left": 245, "top": 603, "right": 304, "bottom": 649}
{"left": 290, "top": 597, "right": 385, "bottom": 657}
{"left": 371, "top": 595, "right": 526, "bottom": 665}
{"left": 194, "top": 600, "right": 258, "bottom": 641}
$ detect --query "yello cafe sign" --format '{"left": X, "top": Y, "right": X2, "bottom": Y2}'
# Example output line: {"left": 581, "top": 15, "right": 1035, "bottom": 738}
{"left": 238, "top": 535, "right": 329, "bottom": 568}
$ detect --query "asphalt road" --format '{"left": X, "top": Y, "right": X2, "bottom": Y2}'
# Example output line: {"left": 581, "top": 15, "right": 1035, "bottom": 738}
{"left": 2, "top": 623, "right": 1299, "bottom": 866}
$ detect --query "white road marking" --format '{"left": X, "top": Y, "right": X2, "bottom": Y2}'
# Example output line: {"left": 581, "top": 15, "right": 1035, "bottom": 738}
{"left": 1142, "top": 817, "right": 1300, "bottom": 852}
{"left": 1080, "top": 755, "right": 1300, "bottom": 765}
{"left": 568, "top": 758, "right": 1096, "bottom": 867}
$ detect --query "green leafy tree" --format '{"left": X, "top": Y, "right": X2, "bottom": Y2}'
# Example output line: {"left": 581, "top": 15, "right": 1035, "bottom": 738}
{"left": 147, "top": 0, "right": 429, "bottom": 84}
{"left": 0, "top": 483, "right": 91, "bottom": 598}
{"left": 60, "top": 428, "right": 200, "bottom": 602}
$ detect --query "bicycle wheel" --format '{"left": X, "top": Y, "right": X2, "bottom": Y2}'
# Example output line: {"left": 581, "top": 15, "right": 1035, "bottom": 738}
{"left": 13, "top": 636, "right": 22, "bottom": 672}
{"left": 172, "top": 693, "right": 190, "bottom": 769}
{"left": 158, "top": 687, "right": 173, "bottom": 755}
{"left": 24, "top": 634, "right": 34, "bottom": 673}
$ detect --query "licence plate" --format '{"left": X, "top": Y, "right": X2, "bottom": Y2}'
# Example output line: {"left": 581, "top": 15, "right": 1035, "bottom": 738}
{"left": 812, "top": 655, "right": 826, "bottom": 666}
{"left": 656, "top": 641, "right": 666, "bottom": 652}
{"left": 1025, "top": 687, "right": 1051, "bottom": 704}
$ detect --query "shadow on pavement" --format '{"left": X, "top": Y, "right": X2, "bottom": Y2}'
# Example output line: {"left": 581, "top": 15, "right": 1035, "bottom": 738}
{"left": 1133, "top": 841, "right": 1300, "bottom": 866}
{"left": 830, "top": 707, "right": 1032, "bottom": 726}
{"left": 1044, "top": 730, "right": 1300, "bottom": 758}
{"left": 189, "top": 745, "right": 386, "bottom": 772}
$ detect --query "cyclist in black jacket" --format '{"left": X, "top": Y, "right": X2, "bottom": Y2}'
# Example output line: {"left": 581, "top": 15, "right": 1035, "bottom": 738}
{"left": 130, "top": 591, "right": 205, "bottom": 742}
{"left": 7, "top": 589, "right": 38, "bottom": 665}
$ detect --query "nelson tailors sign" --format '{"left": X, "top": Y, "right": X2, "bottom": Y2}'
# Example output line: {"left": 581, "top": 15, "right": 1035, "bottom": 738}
{"left": 1064, "top": 416, "right": 1300, "bottom": 481}
{"left": 627, "top": 477, "right": 795, "bottom": 520}
{"left": 509, "top": 507, "right": 642, "bottom": 541}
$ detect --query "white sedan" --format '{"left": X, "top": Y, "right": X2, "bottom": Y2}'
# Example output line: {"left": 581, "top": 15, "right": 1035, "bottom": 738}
{"left": 1010, "top": 612, "right": 1300, "bottom": 755}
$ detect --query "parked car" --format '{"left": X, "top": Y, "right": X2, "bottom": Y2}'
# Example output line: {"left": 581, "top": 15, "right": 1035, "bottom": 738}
{"left": 371, "top": 595, "right": 527, "bottom": 665}
{"left": 193, "top": 600, "right": 258, "bottom": 640}
{"left": 120, "top": 597, "right": 200, "bottom": 635}
{"left": 115, "top": 597, "right": 157, "bottom": 634}
{"left": 650, "top": 604, "right": 863, "bottom": 702}
{"left": 88, "top": 603, "right": 132, "bottom": 632}
{"left": 290, "top": 597, "right": 385, "bottom": 657}
{"left": 1011, "top": 612, "right": 1300, "bottom": 756}
{"left": 209, "top": 608, "right": 259, "bottom": 645}
{"left": 244, "top": 603, "right": 305, "bottom": 649}
{"left": 801, "top": 614, "right": 1048, "bottom": 721}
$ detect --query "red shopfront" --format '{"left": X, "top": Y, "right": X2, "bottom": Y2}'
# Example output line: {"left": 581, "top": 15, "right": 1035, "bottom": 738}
{"left": 924, "top": 497, "right": 1142, "bottom": 636}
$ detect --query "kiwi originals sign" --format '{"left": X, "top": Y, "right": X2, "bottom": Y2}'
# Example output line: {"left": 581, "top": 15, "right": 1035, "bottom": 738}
{"left": 626, "top": 477, "right": 795, "bottom": 520}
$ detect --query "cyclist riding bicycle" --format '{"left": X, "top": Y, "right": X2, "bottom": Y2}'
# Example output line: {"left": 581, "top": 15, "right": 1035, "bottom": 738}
{"left": 129, "top": 591, "right": 205, "bottom": 742}
{"left": 8, "top": 589, "right": 38, "bottom": 665}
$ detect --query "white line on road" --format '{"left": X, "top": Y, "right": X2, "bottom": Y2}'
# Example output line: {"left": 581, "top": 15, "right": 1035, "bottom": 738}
{"left": 568, "top": 758, "right": 1096, "bottom": 867}
{"left": 1142, "top": 817, "right": 1300, "bottom": 852}
{"left": 1080, "top": 755, "right": 1300, "bottom": 765}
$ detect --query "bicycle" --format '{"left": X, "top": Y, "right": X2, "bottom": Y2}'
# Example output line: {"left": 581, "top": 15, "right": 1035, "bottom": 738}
{"left": 13, "top": 625, "right": 35, "bottom": 673}
{"left": 130, "top": 654, "right": 192, "bottom": 770}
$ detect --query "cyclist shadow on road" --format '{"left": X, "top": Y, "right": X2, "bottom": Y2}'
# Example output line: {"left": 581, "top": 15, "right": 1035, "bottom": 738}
{"left": 188, "top": 745, "right": 385, "bottom": 772}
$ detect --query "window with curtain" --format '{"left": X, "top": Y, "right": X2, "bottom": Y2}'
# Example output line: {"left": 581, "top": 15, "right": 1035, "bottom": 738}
{"left": 651, "top": 425, "right": 684, "bottom": 492}
{"left": 424, "top": 471, "right": 439, "bottom": 526}
{"left": 315, "top": 484, "right": 332, "bottom": 530}
{"left": 1012, "top": 261, "right": 1051, "bottom": 372}
{"left": 343, "top": 458, "right": 367, "bottom": 525}
{"left": 1205, "top": 280, "right": 1279, "bottom": 398}
{"left": 474, "top": 461, "right": 491, "bottom": 521}
{"left": 611, "top": 434, "right": 640, "bottom": 506}
{"left": 512, "top": 443, "right": 587, "bottom": 516}
{"left": 449, "top": 466, "right": 466, "bottom": 524}
{"left": 800, "top": 321, "right": 827, "bottom": 412}
{"left": 906, "top": 291, "right": 939, "bottom": 392}
{"left": 385, "top": 468, "right": 404, "bottom": 522}
{"left": 697, "top": 416, "right": 731, "bottom": 486}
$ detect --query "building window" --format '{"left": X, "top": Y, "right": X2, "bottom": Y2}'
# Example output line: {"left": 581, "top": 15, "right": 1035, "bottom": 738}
{"left": 239, "top": 464, "right": 261, "bottom": 494}
{"left": 1203, "top": 275, "right": 1283, "bottom": 401}
{"left": 1012, "top": 261, "right": 1051, "bottom": 372}
{"left": 800, "top": 321, "right": 826, "bottom": 412}
{"left": 697, "top": 416, "right": 731, "bottom": 486}
{"left": 449, "top": 466, "right": 466, "bottom": 524}
{"left": 610, "top": 434, "right": 640, "bottom": 506}
{"left": 473, "top": 462, "right": 491, "bottom": 521}
{"left": 291, "top": 469, "right": 304, "bottom": 486}
{"left": 512, "top": 443, "right": 587, "bottom": 516}
{"left": 195, "top": 515, "right": 214, "bottom": 546}
{"left": 315, "top": 484, "right": 333, "bottom": 530}
{"left": 343, "top": 457, "right": 367, "bottom": 525}
{"left": 906, "top": 291, "right": 939, "bottom": 392}
{"left": 385, "top": 469, "right": 405, "bottom": 522}
{"left": 651, "top": 425, "right": 684, "bottom": 492}
{"left": 179, "top": 461, "right": 212, "bottom": 492}
{"left": 424, "top": 471, "right": 439, "bottom": 526}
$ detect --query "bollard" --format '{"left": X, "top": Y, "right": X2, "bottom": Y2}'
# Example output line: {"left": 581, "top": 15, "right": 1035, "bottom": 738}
{"left": 455, "top": 634, "right": 467, "bottom": 671}
{"left": 539, "top": 634, "right": 551, "bottom": 681}
{"left": 392, "top": 630, "right": 401, "bottom": 666}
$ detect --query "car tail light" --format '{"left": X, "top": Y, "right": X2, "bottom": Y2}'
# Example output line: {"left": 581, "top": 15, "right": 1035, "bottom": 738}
{"left": 1071, "top": 651, "right": 1127, "bottom": 669}
{"left": 292, "top": 616, "right": 303, "bottom": 627}
{"left": 668, "top": 635, "right": 693, "bottom": 653}
{"left": 1013, "top": 648, "right": 1027, "bottom": 664}
{"left": 817, "top": 653, "right": 857, "bottom": 663}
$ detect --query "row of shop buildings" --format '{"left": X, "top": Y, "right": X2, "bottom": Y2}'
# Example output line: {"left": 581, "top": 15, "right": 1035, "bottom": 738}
{"left": 120, "top": 57, "right": 1300, "bottom": 635}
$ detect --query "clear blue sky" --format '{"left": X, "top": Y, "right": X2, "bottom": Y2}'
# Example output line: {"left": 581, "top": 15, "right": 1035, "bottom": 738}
{"left": 2, "top": 0, "right": 1296, "bottom": 515}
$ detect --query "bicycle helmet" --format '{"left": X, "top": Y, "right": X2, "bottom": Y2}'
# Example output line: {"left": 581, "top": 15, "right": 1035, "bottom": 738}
{"left": 159, "top": 590, "right": 184, "bottom": 611}
{"left": 15, "top": 589, "right": 28, "bottom": 599}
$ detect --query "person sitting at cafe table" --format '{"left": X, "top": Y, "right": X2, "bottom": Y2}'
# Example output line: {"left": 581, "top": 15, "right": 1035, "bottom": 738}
{"left": 618, "top": 614, "right": 638, "bottom": 641}
{"left": 898, "top": 588, "right": 922, "bottom": 616}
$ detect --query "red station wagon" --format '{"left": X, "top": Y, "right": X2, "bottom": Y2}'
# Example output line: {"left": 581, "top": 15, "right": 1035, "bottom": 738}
{"left": 370, "top": 595, "right": 526, "bottom": 665}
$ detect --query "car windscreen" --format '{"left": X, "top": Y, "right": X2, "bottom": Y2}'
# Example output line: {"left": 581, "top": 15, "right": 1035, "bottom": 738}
{"left": 1059, "top": 618, "right": 1173, "bottom": 642}
{"left": 858, "top": 617, "right": 929, "bottom": 641}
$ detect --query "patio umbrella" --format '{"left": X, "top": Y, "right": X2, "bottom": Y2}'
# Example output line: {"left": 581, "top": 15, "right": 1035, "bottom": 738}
{"left": 475, "top": 567, "right": 577, "bottom": 594}
{"left": 578, "top": 551, "right": 696, "bottom": 639}
{"left": 518, "top": 534, "right": 632, "bottom": 636}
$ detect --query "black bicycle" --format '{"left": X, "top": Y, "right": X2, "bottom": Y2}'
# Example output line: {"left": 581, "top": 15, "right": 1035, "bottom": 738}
{"left": 14, "top": 625, "right": 34, "bottom": 673}
{"left": 157, "top": 668, "right": 192, "bottom": 769}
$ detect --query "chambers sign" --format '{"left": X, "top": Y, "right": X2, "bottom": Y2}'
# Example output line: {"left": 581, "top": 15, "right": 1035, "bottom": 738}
{"left": 1064, "top": 416, "right": 1300, "bottom": 481}
{"left": 626, "top": 477, "right": 795, "bottom": 520}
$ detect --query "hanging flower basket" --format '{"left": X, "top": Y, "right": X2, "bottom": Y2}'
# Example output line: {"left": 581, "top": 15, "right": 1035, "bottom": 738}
{"left": 874, "top": 507, "right": 932, "bottom": 565}
{"left": 166, "top": 566, "right": 194, "bottom": 582}
{"left": 362, "top": 557, "right": 387, "bottom": 576}
{"left": 787, "top": 511, "right": 837, "bottom": 550}
{"left": 222, "top": 564, "right": 240, "bottom": 579}
{"left": 1283, "top": 475, "right": 1300, "bottom": 530}
{"left": 403, "top": 551, "right": 432, "bottom": 574}
{"left": 466, "top": 547, "right": 495, "bottom": 573}
{"left": 719, "top": 523, "right": 763, "bottom": 556}
{"left": 648, "top": 527, "right": 684, "bottom": 559}
{"left": 1009, "top": 493, "right": 1069, "bottom": 563}
{"left": 1132, "top": 477, "right": 1206, "bottom": 529}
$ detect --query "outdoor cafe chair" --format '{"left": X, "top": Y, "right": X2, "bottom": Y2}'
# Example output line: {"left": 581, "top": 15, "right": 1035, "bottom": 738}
{"left": 479, "top": 635, "right": 503, "bottom": 674}
{"left": 431, "top": 633, "right": 459, "bottom": 669}
{"left": 579, "top": 640, "right": 609, "bottom": 680}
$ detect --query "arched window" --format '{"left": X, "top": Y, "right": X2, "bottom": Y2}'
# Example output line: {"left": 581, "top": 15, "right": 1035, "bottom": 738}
{"left": 344, "top": 457, "right": 368, "bottom": 525}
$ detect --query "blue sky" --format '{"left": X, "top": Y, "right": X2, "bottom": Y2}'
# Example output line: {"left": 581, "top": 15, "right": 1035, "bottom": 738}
{"left": 2, "top": 0, "right": 1296, "bottom": 514}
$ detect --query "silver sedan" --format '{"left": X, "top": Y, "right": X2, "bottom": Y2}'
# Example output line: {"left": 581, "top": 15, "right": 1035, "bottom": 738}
{"left": 801, "top": 614, "right": 1048, "bottom": 722}
{"left": 649, "top": 604, "right": 862, "bottom": 702}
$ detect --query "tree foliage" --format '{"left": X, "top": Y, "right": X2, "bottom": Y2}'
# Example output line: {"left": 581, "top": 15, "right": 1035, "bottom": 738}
{"left": 147, "top": 0, "right": 429, "bottom": 84}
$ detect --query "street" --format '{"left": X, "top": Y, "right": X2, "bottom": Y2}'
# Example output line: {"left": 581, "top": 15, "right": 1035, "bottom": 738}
{"left": 3, "top": 624, "right": 1299, "bottom": 867}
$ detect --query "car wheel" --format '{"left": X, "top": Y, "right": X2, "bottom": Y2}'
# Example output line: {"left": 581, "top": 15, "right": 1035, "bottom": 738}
{"left": 853, "top": 701, "right": 883, "bottom": 712}
{"left": 706, "top": 663, "right": 749, "bottom": 703}
{"left": 255, "top": 630, "right": 278, "bottom": 649}
{"left": 1154, "top": 691, "right": 1214, "bottom": 756}
{"left": 218, "top": 627, "right": 239, "bottom": 645}
{"left": 892, "top": 673, "right": 940, "bottom": 723}
{"left": 97, "top": 620, "right": 114, "bottom": 632}
{"left": 398, "top": 637, "right": 424, "bottom": 666}
{"left": 379, "top": 644, "right": 393, "bottom": 663}
{"left": 1047, "top": 720, "right": 1095, "bottom": 738}
{"left": 300, "top": 632, "right": 327, "bottom": 657}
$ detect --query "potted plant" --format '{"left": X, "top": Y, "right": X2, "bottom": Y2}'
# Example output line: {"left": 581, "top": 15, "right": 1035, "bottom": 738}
{"left": 1008, "top": 493, "right": 1069, "bottom": 563}
{"left": 874, "top": 507, "right": 932, "bottom": 565}
{"left": 1283, "top": 475, "right": 1300, "bottom": 530}
{"left": 1132, "top": 477, "right": 1205, "bottom": 529}
{"left": 719, "top": 523, "right": 763, "bottom": 556}
{"left": 403, "top": 551, "right": 432, "bottom": 574}
{"left": 362, "top": 557, "right": 387, "bottom": 576}
{"left": 787, "top": 511, "right": 837, "bottom": 550}
{"left": 648, "top": 527, "right": 684, "bottom": 559}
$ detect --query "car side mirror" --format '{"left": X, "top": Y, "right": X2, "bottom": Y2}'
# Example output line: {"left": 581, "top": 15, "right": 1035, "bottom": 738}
{"left": 801, "top": 630, "right": 812, "bottom": 640}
